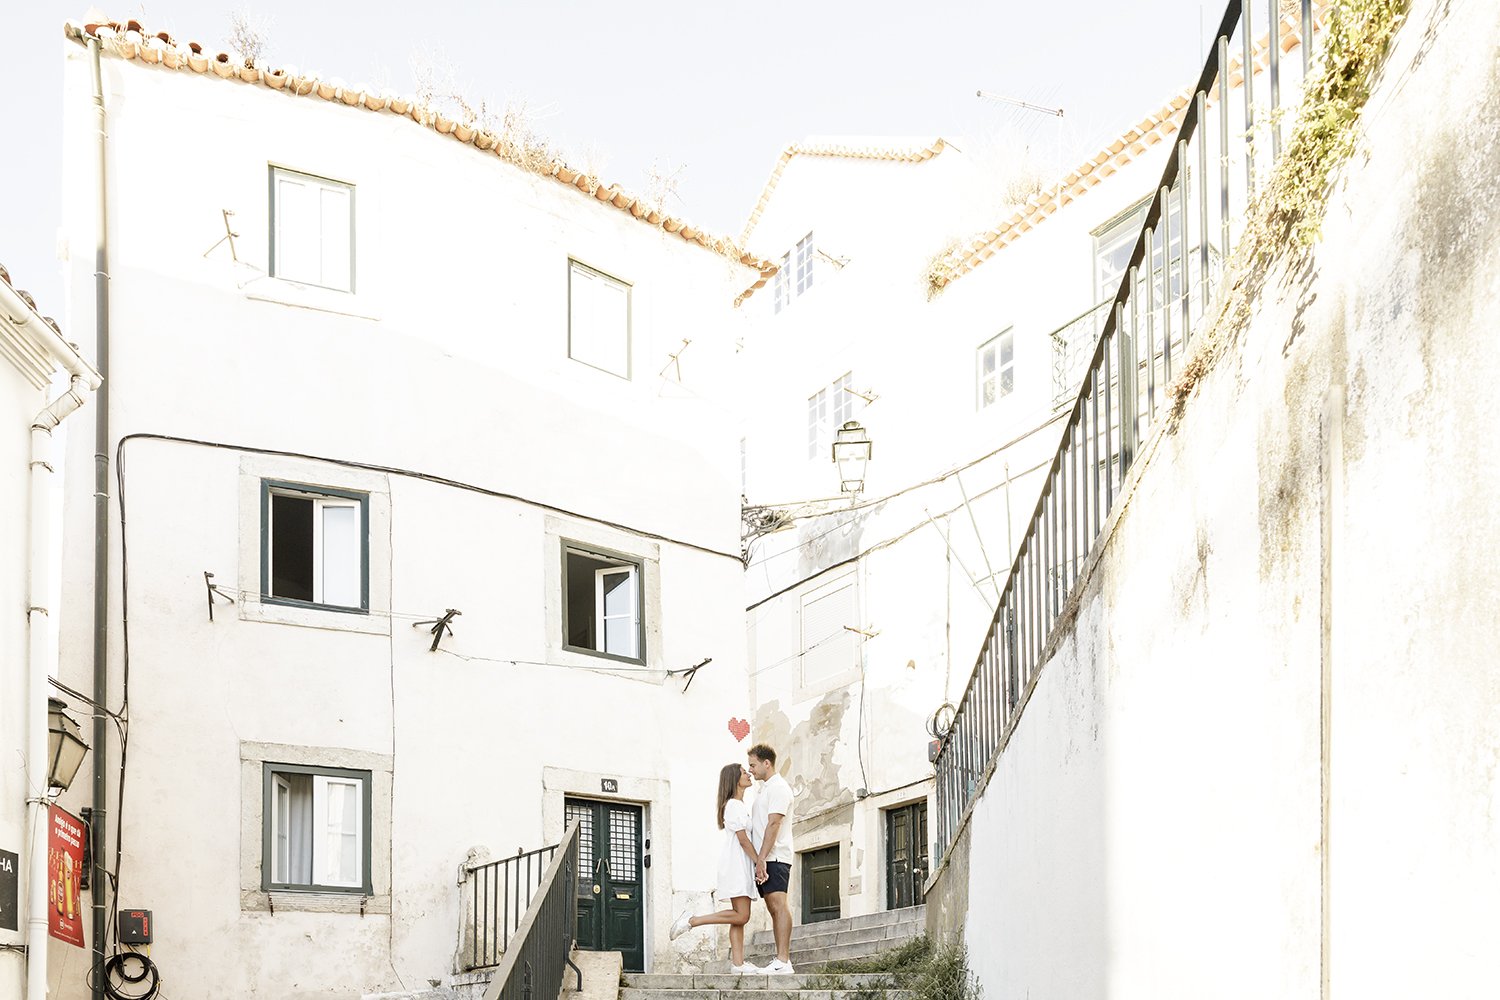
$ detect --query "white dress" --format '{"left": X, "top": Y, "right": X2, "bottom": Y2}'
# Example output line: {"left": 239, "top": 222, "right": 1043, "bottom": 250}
{"left": 716, "top": 798, "right": 757, "bottom": 901}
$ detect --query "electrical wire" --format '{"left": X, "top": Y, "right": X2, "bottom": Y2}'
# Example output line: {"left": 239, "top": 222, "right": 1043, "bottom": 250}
{"left": 119, "top": 433, "right": 739, "bottom": 562}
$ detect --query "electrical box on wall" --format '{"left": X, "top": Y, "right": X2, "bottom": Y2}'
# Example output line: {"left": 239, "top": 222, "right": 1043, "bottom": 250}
{"left": 119, "top": 909, "right": 152, "bottom": 944}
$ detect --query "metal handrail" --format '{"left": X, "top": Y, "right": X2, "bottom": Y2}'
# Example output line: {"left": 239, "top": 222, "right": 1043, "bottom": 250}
{"left": 931, "top": 0, "right": 1323, "bottom": 861}
{"left": 464, "top": 841, "right": 563, "bottom": 969}
{"left": 481, "top": 822, "right": 582, "bottom": 1000}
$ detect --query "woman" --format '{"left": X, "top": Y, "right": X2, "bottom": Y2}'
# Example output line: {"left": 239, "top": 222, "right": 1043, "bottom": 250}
{"left": 668, "top": 763, "right": 763, "bottom": 973}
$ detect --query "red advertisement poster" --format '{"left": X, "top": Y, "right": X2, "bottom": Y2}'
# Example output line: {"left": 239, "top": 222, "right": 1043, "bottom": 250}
{"left": 48, "top": 805, "right": 85, "bottom": 947}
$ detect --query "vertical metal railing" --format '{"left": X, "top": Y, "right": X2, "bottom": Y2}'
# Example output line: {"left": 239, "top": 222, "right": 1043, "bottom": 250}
{"left": 481, "top": 823, "right": 582, "bottom": 1000}
{"left": 931, "top": 0, "right": 1324, "bottom": 863}
{"left": 464, "top": 841, "right": 562, "bottom": 970}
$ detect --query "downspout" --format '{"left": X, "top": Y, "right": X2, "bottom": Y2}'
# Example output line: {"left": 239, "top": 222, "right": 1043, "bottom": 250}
{"left": 87, "top": 33, "right": 112, "bottom": 1000}
{"left": 26, "top": 375, "right": 97, "bottom": 1000}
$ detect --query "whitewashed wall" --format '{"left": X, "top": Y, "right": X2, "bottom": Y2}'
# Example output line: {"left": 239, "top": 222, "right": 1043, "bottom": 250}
{"left": 53, "top": 39, "right": 755, "bottom": 997}
{"left": 949, "top": 0, "right": 1500, "bottom": 995}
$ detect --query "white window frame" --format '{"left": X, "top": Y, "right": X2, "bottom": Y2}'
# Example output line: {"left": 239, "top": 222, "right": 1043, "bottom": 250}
{"left": 567, "top": 259, "right": 632, "bottom": 379}
{"left": 594, "top": 564, "right": 640, "bottom": 660}
{"left": 270, "top": 166, "right": 355, "bottom": 293}
{"left": 808, "top": 372, "right": 857, "bottom": 459}
{"left": 977, "top": 330, "right": 1015, "bottom": 410}
{"left": 773, "top": 231, "right": 816, "bottom": 314}
{"left": 262, "top": 481, "right": 369, "bottom": 612}
{"left": 263, "top": 763, "right": 371, "bottom": 894}
{"left": 1093, "top": 193, "right": 1187, "bottom": 304}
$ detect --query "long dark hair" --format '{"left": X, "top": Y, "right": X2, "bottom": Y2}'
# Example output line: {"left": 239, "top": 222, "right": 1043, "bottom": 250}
{"left": 715, "top": 763, "right": 742, "bottom": 829}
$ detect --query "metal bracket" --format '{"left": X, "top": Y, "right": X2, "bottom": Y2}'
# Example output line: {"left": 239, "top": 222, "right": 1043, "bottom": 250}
{"left": 204, "top": 571, "right": 234, "bottom": 622}
{"left": 670, "top": 656, "right": 711, "bottom": 693}
{"left": 412, "top": 609, "right": 461, "bottom": 651}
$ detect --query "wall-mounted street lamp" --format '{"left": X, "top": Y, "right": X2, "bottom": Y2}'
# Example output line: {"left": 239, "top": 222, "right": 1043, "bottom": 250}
{"left": 832, "top": 420, "right": 873, "bottom": 498}
{"left": 47, "top": 697, "right": 90, "bottom": 792}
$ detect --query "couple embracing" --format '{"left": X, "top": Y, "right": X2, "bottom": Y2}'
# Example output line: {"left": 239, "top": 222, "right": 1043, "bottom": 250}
{"left": 669, "top": 743, "right": 795, "bottom": 974}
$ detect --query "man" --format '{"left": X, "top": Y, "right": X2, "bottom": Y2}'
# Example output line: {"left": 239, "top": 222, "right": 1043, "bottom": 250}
{"left": 747, "top": 743, "right": 794, "bottom": 974}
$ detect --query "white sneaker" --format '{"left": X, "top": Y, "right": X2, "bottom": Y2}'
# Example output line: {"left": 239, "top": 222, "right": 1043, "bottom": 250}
{"left": 669, "top": 909, "right": 692, "bottom": 941}
{"left": 763, "top": 959, "right": 795, "bottom": 975}
{"left": 730, "top": 962, "right": 764, "bottom": 974}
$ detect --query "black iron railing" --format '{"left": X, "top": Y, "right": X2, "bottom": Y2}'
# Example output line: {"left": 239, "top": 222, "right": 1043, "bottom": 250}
{"left": 480, "top": 822, "right": 582, "bottom": 1000}
{"left": 932, "top": 0, "right": 1324, "bottom": 861}
{"left": 464, "top": 840, "right": 561, "bottom": 970}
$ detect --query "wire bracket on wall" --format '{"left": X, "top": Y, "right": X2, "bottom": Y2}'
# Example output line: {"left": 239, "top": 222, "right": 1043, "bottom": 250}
{"left": 843, "top": 624, "right": 880, "bottom": 639}
{"left": 201, "top": 208, "right": 240, "bottom": 262}
{"left": 667, "top": 656, "right": 712, "bottom": 692}
{"left": 204, "top": 571, "right": 235, "bottom": 622}
{"left": 413, "top": 609, "right": 462, "bottom": 651}
{"left": 658, "top": 338, "right": 693, "bottom": 381}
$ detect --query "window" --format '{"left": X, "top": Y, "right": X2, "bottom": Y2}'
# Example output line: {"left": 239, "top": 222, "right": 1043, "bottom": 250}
{"left": 270, "top": 167, "right": 354, "bottom": 292}
{"left": 801, "top": 574, "right": 857, "bottom": 685}
{"left": 563, "top": 545, "right": 643, "bottom": 662}
{"left": 569, "top": 261, "right": 631, "bottom": 378}
{"left": 808, "top": 372, "right": 854, "bottom": 458}
{"left": 1093, "top": 194, "right": 1186, "bottom": 304}
{"left": 978, "top": 331, "right": 1014, "bottom": 409}
{"left": 263, "top": 764, "right": 371, "bottom": 893}
{"left": 773, "top": 232, "right": 816, "bottom": 314}
{"left": 261, "top": 481, "right": 369, "bottom": 611}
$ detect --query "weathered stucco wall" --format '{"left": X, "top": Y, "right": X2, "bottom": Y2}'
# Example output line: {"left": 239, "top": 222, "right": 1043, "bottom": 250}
{"left": 929, "top": 0, "right": 1500, "bottom": 996}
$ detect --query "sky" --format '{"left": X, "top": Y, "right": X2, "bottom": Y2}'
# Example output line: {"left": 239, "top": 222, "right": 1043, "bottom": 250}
{"left": 2, "top": 0, "right": 1221, "bottom": 320}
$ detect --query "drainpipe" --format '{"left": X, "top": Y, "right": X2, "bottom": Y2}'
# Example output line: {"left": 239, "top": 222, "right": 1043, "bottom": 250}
{"left": 26, "top": 378, "right": 97, "bottom": 1000}
{"left": 87, "top": 33, "right": 113, "bottom": 1000}
{"left": 1, "top": 276, "right": 103, "bottom": 1000}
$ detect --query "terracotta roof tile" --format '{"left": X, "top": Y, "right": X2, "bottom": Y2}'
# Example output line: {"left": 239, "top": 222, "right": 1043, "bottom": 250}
{"left": 739, "top": 137, "right": 950, "bottom": 246}
{"left": 931, "top": 6, "right": 1325, "bottom": 290}
{"left": 67, "top": 19, "right": 773, "bottom": 281}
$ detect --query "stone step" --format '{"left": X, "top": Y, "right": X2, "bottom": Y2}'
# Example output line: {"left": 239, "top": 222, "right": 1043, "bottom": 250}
{"left": 748, "top": 906, "right": 924, "bottom": 947}
{"left": 748, "top": 918, "right": 923, "bottom": 952}
{"left": 622, "top": 990, "right": 912, "bottom": 1000}
{"left": 623, "top": 975, "right": 900, "bottom": 991}
{"left": 740, "top": 936, "right": 914, "bottom": 971}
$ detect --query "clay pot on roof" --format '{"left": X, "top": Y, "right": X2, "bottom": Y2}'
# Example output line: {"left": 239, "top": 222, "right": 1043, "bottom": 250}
{"left": 263, "top": 67, "right": 288, "bottom": 90}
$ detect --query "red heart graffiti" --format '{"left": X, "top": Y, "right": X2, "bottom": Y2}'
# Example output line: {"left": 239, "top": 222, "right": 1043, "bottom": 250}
{"left": 728, "top": 718, "right": 751, "bottom": 742}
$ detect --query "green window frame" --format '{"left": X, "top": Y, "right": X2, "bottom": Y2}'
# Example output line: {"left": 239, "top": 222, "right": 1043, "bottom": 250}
{"left": 261, "top": 762, "right": 373, "bottom": 895}
{"left": 561, "top": 542, "right": 646, "bottom": 665}
{"left": 259, "top": 479, "right": 370, "bottom": 613}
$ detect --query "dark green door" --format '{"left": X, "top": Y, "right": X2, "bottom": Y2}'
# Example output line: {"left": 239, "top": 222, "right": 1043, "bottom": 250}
{"left": 800, "top": 844, "right": 840, "bottom": 924}
{"left": 885, "top": 802, "right": 928, "bottom": 910}
{"left": 566, "top": 798, "right": 645, "bottom": 972}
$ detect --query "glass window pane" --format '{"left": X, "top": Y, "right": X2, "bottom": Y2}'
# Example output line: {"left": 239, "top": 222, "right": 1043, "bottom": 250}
{"left": 570, "top": 265, "right": 629, "bottom": 376}
{"left": 274, "top": 175, "right": 319, "bottom": 284}
{"left": 319, "top": 186, "right": 352, "bottom": 292}
{"left": 270, "top": 494, "right": 314, "bottom": 602}
{"left": 319, "top": 502, "right": 361, "bottom": 608}
{"left": 317, "top": 777, "right": 362, "bottom": 888}
{"left": 1000, "top": 333, "right": 1014, "bottom": 366}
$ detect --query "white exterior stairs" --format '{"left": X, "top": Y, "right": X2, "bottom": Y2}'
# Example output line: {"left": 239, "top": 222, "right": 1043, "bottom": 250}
{"left": 703, "top": 904, "right": 926, "bottom": 973}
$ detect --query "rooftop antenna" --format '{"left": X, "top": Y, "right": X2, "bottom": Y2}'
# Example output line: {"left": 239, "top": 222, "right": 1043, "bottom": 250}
{"left": 975, "top": 91, "right": 1064, "bottom": 118}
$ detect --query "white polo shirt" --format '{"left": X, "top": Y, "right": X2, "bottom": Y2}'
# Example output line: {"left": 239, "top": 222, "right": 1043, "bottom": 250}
{"left": 750, "top": 773, "right": 794, "bottom": 865}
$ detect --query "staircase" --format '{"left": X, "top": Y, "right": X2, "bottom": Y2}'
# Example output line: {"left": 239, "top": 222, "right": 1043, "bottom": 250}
{"left": 623, "top": 972, "right": 914, "bottom": 1000}
{"left": 696, "top": 904, "right": 925, "bottom": 973}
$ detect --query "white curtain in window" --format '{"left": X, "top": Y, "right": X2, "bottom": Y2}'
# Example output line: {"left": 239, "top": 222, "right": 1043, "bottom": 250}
{"left": 314, "top": 776, "right": 362, "bottom": 888}
{"left": 273, "top": 772, "right": 314, "bottom": 885}
{"left": 570, "top": 264, "right": 629, "bottom": 376}
{"left": 318, "top": 501, "right": 361, "bottom": 607}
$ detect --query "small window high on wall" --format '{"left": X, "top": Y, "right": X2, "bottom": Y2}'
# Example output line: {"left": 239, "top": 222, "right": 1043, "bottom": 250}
{"left": 270, "top": 167, "right": 354, "bottom": 292}
{"left": 563, "top": 544, "right": 644, "bottom": 662}
{"left": 261, "top": 481, "right": 368, "bottom": 611}
{"left": 569, "top": 261, "right": 632, "bottom": 378}
{"left": 977, "top": 330, "right": 1014, "bottom": 409}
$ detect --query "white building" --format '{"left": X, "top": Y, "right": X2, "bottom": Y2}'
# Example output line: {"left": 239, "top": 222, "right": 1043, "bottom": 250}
{"left": 735, "top": 13, "right": 1315, "bottom": 929}
{"left": 0, "top": 265, "right": 100, "bottom": 1000}
{"left": 50, "top": 19, "right": 767, "bottom": 998}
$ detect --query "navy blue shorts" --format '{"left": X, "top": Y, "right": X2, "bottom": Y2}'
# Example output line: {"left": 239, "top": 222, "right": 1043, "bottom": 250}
{"left": 758, "top": 861, "right": 790, "bottom": 897}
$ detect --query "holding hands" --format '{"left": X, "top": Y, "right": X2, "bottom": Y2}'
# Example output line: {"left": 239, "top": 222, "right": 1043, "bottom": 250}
{"left": 755, "top": 859, "right": 768, "bottom": 884}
